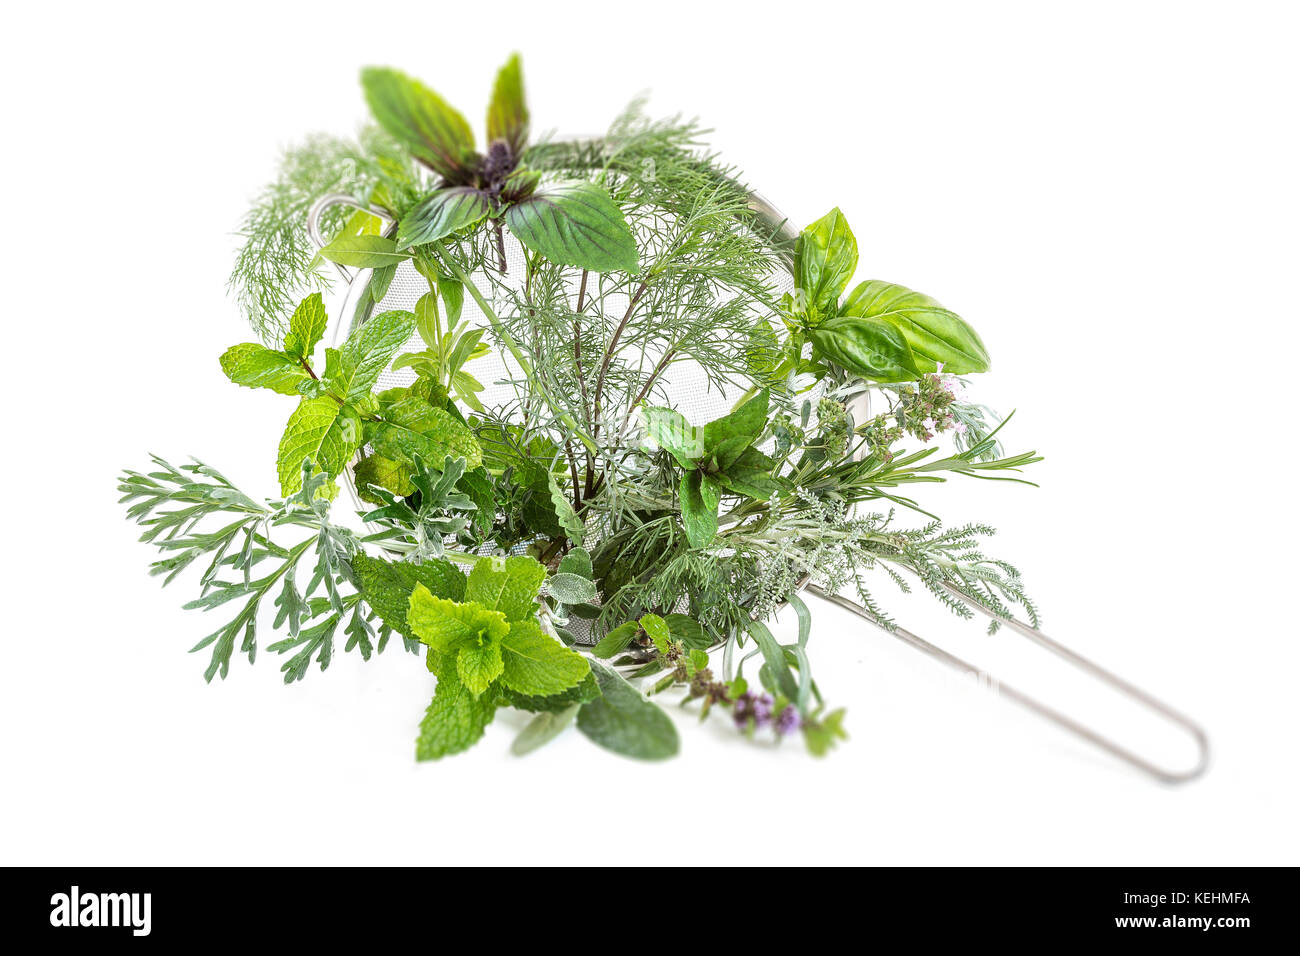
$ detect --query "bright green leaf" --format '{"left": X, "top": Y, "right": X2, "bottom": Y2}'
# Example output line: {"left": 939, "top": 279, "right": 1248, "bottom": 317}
{"left": 795, "top": 207, "right": 858, "bottom": 316}
{"left": 361, "top": 67, "right": 476, "bottom": 180}
{"left": 811, "top": 315, "right": 921, "bottom": 383}
{"left": 591, "top": 621, "right": 639, "bottom": 659}
{"left": 407, "top": 586, "right": 509, "bottom": 654}
{"left": 283, "top": 292, "right": 329, "bottom": 360}
{"left": 416, "top": 669, "right": 497, "bottom": 761}
{"left": 276, "top": 397, "right": 362, "bottom": 495}
{"left": 465, "top": 555, "right": 546, "bottom": 622}
{"left": 841, "top": 279, "right": 990, "bottom": 374}
{"left": 318, "top": 234, "right": 411, "bottom": 269}
{"left": 498, "top": 619, "right": 590, "bottom": 697}
{"left": 219, "top": 343, "right": 309, "bottom": 396}
{"left": 487, "top": 53, "right": 529, "bottom": 155}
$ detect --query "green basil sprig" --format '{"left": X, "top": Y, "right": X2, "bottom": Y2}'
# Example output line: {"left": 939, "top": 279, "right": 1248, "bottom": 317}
{"left": 787, "top": 208, "right": 991, "bottom": 381}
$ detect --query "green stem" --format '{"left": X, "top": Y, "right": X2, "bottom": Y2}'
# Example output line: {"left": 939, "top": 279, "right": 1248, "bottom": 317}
{"left": 433, "top": 241, "right": 597, "bottom": 456}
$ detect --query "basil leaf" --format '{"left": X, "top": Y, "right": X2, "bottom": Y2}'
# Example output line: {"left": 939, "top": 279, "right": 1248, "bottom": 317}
{"left": 794, "top": 207, "right": 858, "bottom": 316}
{"left": 318, "top": 234, "right": 411, "bottom": 269}
{"left": 505, "top": 182, "right": 638, "bottom": 274}
{"left": 577, "top": 661, "right": 679, "bottom": 760}
{"left": 811, "top": 314, "right": 921, "bottom": 383}
{"left": 360, "top": 67, "right": 476, "bottom": 180}
{"left": 842, "top": 280, "right": 990, "bottom": 374}
{"left": 487, "top": 53, "right": 529, "bottom": 155}
{"left": 397, "top": 187, "right": 492, "bottom": 249}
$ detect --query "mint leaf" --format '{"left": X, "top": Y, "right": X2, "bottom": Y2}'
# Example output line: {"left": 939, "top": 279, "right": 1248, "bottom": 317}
{"left": 498, "top": 619, "right": 589, "bottom": 696}
{"left": 407, "top": 586, "right": 509, "bottom": 654}
{"left": 577, "top": 660, "right": 679, "bottom": 760}
{"left": 352, "top": 453, "right": 414, "bottom": 504}
{"left": 456, "top": 639, "right": 505, "bottom": 696}
{"left": 642, "top": 406, "right": 703, "bottom": 467}
{"left": 465, "top": 555, "right": 546, "bottom": 622}
{"left": 505, "top": 182, "right": 638, "bottom": 274}
{"left": 283, "top": 292, "right": 329, "bottom": 360}
{"left": 639, "top": 613, "right": 670, "bottom": 653}
{"left": 416, "top": 670, "right": 497, "bottom": 761}
{"left": 500, "top": 670, "right": 600, "bottom": 713}
{"left": 590, "top": 621, "right": 639, "bottom": 660}
{"left": 351, "top": 553, "right": 465, "bottom": 639}
{"left": 664, "top": 613, "right": 709, "bottom": 650}
{"left": 361, "top": 67, "right": 476, "bottom": 180}
{"left": 367, "top": 397, "right": 482, "bottom": 470}
{"left": 679, "top": 470, "right": 721, "bottom": 549}
{"left": 715, "top": 446, "right": 780, "bottom": 500}
{"left": 397, "top": 187, "right": 492, "bottom": 249}
{"left": 276, "top": 397, "right": 362, "bottom": 495}
{"left": 701, "top": 389, "right": 768, "bottom": 452}
{"left": 546, "top": 470, "right": 586, "bottom": 544}
{"left": 220, "top": 343, "right": 309, "bottom": 396}
{"left": 336, "top": 309, "right": 418, "bottom": 402}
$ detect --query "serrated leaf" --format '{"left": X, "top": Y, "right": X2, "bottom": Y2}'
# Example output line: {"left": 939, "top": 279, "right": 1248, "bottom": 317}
{"left": 219, "top": 343, "right": 309, "bottom": 396}
{"left": 505, "top": 181, "right": 638, "bottom": 274}
{"left": 701, "top": 389, "right": 768, "bottom": 452}
{"left": 487, "top": 53, "right": 529, "bottom": 155}
{"left": 456, "top": 639, "right": 504, "bottom": 696}
{"left": 841, "top": 279, "right": 990, "bottom": 374}
{"left": 351, "top": 552, "right": 465, "bottom": 639}
{"left": 639, "top": 612, "right": 671, "bottom": 653}
{"left": 591, "top": 621, "right": 639, "bottom": 660}
{"left": 318, "top": 234, "right": 411, "bottom": 269}
{"left": 576, "top": 660, "right": 679, "bottom": 760}
{"left": 715, "top": 446, "right": 780, "bottom": 500}
{"left": 368, "top": 397, "right": 483, "bottom": 470}
{"left": 352, "top": 453, "right": 414, "bottom": 505}
{"left": 465, "top": 555, "right": 546, "bottom": 623}
{"left": 362, "top": 67, "right": 476, "bottom": 181}
{"left": 498, "top": 619, "right": 589, "bottom": 696}
{"left": 500, "top": 670, "right": 600, "bottom": 713}
{"left": 397, "top": 187, "right": 492, "bottom": 249}
{"left": 642, "top": 405, "right": 703, "bottom": 467}
{"left": 416, "top": 670, "right": 497, "bottom": 761}
{"left": 679, "top": 470, "right": 721, "bottom": 549}
{"left": 546, "top": 470, "right": 586, "bottom": 544}
{"left": 664, "top": 613, "right": 709, "bottom": 650}
{"left": 336, "top": 309, "right": 417, "bottom": 402}
{"left": 283, "top": 292, "right": 329, "bottom": 360}
{"left": 407, "top": 587, "right": 509, "bottom": 654}
{"left": 276, "top": 397, "right": 362, "bottom": 495}
{"left": 511, "top": 703, "right": 579, "bottom": 757}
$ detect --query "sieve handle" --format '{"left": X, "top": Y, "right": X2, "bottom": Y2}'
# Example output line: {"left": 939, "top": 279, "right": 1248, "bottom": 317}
{"left": 305, "top": 193, "right": 396, "bottom": 283}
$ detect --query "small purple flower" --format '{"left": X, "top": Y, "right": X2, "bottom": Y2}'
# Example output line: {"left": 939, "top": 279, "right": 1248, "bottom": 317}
{"left": 734, "top": 692, "right": 775, "bottom": 729}
{"left": 774, "top": 704, "right": 802, "bottom": 737}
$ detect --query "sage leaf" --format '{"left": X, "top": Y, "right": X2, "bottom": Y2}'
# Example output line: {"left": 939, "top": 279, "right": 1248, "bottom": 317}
{"left": 841, "top": 280, "right": 990, "bottom": 374}
{"left": 512, "top": 703, "right": 580, "bottom": 757}
{"left": 361, "top": 67, "right": 476, "bottom": 180}
{"left": 577, "top": 660, "right": 679, "bottom": 760}
{"left": 505, "top": 182, "right": 638, "bottom": 274}
{"left": 547, "top": 572, "right": 597, "bottom": 605}
{"left": 557, "top": 547, "right": 593, "bottom": 580}
{"left": 397, "top": 187, "right": 492, "bottom": 249}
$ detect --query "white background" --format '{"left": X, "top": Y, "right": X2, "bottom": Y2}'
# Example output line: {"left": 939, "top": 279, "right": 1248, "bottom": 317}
{"left": 2, "top": 1, "right": 1297, "bottom": 865}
